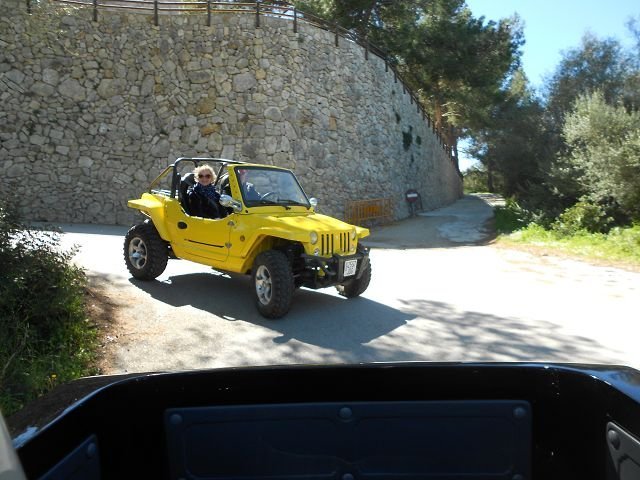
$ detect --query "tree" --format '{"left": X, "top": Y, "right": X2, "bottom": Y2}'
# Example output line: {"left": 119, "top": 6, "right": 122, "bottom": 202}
{"left": 623, "top": 16, "right": 640, "bottom": 112}
{"left": 539, "top": 28, "right": 640, "bottom": 222}
{"left": 560, "top": 91, "right": 640, "bottom": 220}
{"left": 402, "top": 6, "right": 524, "bottom": 159}
{"left": 467, "top": 69, "right": 551, "bottom": 197}
{"left": 293, "top": 1, "right": 426, "bottom": 37}
{"left": 544, "top": 34, "right": 629, "bottom": 130}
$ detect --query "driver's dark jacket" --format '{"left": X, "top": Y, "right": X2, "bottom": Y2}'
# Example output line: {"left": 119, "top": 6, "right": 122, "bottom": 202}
{"left": 242, "top": 182, "right": 260, "bottom": 202}
{"left": 187, "top": 187, "right": 225, "bottom": 219}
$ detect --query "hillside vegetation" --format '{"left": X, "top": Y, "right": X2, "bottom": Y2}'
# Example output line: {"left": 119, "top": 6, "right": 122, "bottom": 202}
{"left": 494, "top": 200, "right": 640, "bottom": 271}
{"left": 0, "top": 201, "right": 100, "bottom": 416}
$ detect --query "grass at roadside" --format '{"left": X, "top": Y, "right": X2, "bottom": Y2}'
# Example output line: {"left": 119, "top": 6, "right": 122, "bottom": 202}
{"left": 1, "top": 314, "right": 101, "bottom": 416}
{"left": 494, "top": 205, "right": 640, "bottom": 270}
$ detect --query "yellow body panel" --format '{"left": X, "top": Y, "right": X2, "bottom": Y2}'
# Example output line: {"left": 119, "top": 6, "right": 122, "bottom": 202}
{"left": 127, "top": 194, "right": 171, "bottom": 241}
{"left": 227, "top": 210, "right": 370, "bottom": 273}
{"left": 164, "top": 201, "right": 231, "bottom": 263}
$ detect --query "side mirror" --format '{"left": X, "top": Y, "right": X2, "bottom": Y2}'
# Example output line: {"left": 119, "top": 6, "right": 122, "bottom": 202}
{"left": 309, "top": 198, "right": 318, "bottom": 209}
{"left": 219, "top": 194, "right": 243, "bottom": 213}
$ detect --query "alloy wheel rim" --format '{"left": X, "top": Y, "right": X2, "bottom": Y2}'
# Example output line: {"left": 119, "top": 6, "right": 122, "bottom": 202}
{"left": 255, "top": 265, "right": 272, "bottom": 305}
{"left": 128, "top": 237, "right": 148, "bottom": 269}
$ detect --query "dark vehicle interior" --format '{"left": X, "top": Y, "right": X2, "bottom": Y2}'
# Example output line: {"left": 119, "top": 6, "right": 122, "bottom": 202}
{"left": 6, "top": 362, "right": 640, "bottom": 480}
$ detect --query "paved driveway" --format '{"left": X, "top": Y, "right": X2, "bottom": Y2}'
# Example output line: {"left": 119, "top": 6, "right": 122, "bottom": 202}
{"left": 56, "top": 194, "right": 640, "bottom": 372}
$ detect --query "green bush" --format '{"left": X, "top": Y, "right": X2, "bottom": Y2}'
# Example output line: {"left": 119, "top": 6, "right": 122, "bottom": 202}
{"left": 552, "top": 200, "right": 613, "bottom": 236}
{"left": 494, "top": 199, "right": 532, "bottom": 233}
{"left": 0, "top": 200, "right": 98, "bottom": 416}
{"left": 561, "top": 91, "right": 640, "bottom": 221}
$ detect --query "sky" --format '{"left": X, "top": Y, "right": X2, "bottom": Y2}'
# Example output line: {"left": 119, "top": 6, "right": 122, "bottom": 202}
{"left": 458, "top": 0, "right": 639, "bottom": 171}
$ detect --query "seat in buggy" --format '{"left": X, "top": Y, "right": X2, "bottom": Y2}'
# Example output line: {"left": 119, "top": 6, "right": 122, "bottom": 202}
{"left": 179, "top": 172, "right": 196, "bottom": 215}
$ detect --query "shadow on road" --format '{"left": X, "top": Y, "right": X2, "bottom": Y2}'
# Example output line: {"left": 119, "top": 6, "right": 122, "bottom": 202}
{"left": 394, "top": 298, "right": 624, "bottom": 365}
{"left": 130, "top": 272, "right": 415, "bottom": 349}
{"left": 127, "top": 270, "right": 624, "bottom": 367}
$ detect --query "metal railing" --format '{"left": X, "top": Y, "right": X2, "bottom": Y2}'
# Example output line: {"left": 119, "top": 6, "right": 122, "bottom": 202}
{"left": 23, "top": 0, "right": 457, "bottom": 164}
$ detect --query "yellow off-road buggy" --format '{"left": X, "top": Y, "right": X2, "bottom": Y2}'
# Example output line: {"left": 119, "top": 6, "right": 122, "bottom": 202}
{"left": 124, "top": 157, "right": 371, "bottom": 318}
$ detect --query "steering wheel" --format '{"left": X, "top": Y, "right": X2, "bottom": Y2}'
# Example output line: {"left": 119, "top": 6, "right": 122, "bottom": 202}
{"left": 260, "top": 191, "right": 278, "bottom": 201}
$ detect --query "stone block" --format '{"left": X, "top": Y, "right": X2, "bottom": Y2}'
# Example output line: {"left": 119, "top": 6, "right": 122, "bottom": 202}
{"left": 140, "top": 75, "right": 155, "bottom": 97}
{"left": 125, "top": 120, "right": 142, "bottom": 139}
{"left": 264, "top": 106, "right": 282, "bottom": 121}
{"left": 221, "top": 144, "right": 235, "bottom": 158}
{"left": 5, "top": 68, "right": 25, "bottom": 85}
{"left": 150, "top": 138, "right": 170, "bottom": 157}
{"left": 78, "top": 156, "right": 93, "bottom": 168}
{"left": 233, "top": 72, "right": 256, "bottom": 93}
{"left": 188, "top": 70, "right": 211, "bottom": 84}
{"left": 41, "top": 68, "right": 60, "bottom": 86}
{"left": 29, "top": 135, "right": 47, "bottom": 145}
{"left": 30, "top": 81, "right": 55, "bottom": 96}
{"left": 200, "top": 123, "right": 221, "bottom": 136}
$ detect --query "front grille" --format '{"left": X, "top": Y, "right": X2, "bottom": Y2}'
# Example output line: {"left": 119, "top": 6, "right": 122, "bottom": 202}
{"left": 320, "top": 232, "right": 351, "bottom": 256}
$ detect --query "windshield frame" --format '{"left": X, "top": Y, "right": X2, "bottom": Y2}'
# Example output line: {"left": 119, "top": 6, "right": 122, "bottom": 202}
{"left": 233, "top": 166, "right": 311, "bottom": 209}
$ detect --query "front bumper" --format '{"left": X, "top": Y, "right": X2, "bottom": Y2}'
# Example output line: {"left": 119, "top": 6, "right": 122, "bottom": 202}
{"left": 301, "top": 247, "right": 370, "bottom": 287}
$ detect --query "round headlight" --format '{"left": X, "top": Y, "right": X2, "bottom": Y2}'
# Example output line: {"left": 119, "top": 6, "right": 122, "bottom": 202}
{"left": 310, "top": 232, "right": 318, "bottom": 245}
{"left": 350, "top": 229, "right": 357, "bottom": 240}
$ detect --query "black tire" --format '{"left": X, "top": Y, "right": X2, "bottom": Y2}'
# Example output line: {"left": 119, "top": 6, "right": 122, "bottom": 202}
{"left": 252, "top": 250, "right": 294, "bottom": 319}
{"left": 336, "top": 260, "right": 372, "bottom": 298}
{"left": 123, "top": 222, "right": 169, "bottom": 280}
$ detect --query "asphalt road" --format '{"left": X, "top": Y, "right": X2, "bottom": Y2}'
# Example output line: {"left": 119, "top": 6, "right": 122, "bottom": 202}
{"left": 56, "top": 194, "right": 640, "bottom": 372}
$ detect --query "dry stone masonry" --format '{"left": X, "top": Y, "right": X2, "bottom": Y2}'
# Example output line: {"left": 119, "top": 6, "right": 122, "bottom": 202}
{"left": 0, "top": 0, "right": 462, "bottom": 225}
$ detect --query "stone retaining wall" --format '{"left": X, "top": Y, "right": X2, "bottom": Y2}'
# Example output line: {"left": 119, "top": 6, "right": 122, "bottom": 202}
{"left": 0, "top": 0, "right": 462, "bottom": 225}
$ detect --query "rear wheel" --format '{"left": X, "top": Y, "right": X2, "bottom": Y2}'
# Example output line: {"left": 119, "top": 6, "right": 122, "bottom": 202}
{"left": 123, "top": 222, "right": 168, "bottom": 280}
{"left": 252, "top": 250, "right": 294, "bottom": 319}
{"left": 336, "top": 259, "right": 372, "bottom": 298}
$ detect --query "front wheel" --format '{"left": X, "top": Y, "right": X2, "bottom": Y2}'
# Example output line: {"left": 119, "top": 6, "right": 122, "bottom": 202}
{"left": 252, "top": 250, "right": 294, "bottom": 319}
{"left": 123, "top": 222, "right": 168, "bottom": 280}
{"left": 336, "top": 260, "right": 372, "bottom": 298}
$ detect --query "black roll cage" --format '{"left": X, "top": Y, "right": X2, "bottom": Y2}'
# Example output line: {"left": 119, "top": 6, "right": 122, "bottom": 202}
{"left": 148, "top": 157, "right": 247, "bottom": 199}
